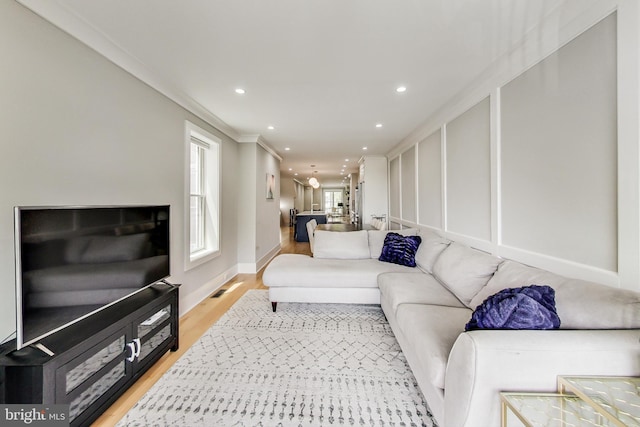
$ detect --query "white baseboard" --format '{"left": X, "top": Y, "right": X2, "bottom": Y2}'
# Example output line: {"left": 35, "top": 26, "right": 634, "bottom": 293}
{"left": 237, "top": 263, "right": 257, "bottom": 274}
{"left": 237, "top": 244, "right": 281, "bottom": 273}
{"left": 179, "top": 264, "right": 238, "bottom": 317}
{"left": 257, "top": 244, "right": 281, "bottom": 272}
{"left": 179, "top": 243, "right": 281, "bottom": 318}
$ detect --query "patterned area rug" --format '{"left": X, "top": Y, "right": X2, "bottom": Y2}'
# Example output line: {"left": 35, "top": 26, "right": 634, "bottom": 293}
{"left": 118, "top": 290, "right": 437, "bottom": 427}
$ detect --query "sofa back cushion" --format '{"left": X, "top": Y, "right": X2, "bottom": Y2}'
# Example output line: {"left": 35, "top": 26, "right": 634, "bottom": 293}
{"left": 367, "top": 228, "right": 418, "bottom": 259}
{"left": 432, "top": 242, "right": 503, "bottom": 307}
{"left": 313, "top": 230, "right": 371, "bottom": 259}
{"left": 414, "top": 229, "right": 450, "bottom": 273}
{"left": 471, "top": 260, "right": 640, "bottom": 329}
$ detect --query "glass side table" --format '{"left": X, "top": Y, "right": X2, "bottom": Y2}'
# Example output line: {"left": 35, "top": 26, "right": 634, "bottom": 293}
{"left": 501, "top": 376, "right": 640, "bottom": 427}
{"left": 501, "top": 392, "right": 617, "bottom": 427}
{"left": 558, "top": 376, "right": 640, "bottom": 427}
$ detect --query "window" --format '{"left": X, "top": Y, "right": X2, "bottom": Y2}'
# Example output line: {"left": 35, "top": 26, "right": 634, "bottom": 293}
{"left": 323, "top": 190, "right": 344, "bottom": 212}
{"left": 190, "top": 142, "right": 206, "bottom": 253}
{"left": 185, "top": 121, "right": 220, "bottom": 269}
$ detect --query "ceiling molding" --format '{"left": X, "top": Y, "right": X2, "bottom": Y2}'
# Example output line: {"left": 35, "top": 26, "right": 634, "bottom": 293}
{"left": 236, "top": 134, "right": 261, "bottom": 143}
{"left": 237, "top": 134, "right": 283, "bottom": 162}
{"left": 16, "top": 0, "right": 241, "bottom": 142}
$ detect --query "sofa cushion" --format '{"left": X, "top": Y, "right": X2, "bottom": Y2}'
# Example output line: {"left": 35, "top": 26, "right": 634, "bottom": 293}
{"left": 465, "top": 285, "right": 561, "bottom": 330}
{"left": 263, "top": 254, "right": 420, "bottom": 289}
{"left": 368, "top": 228, "right": 418, "bottom": 259}
{"left": 378, "top": 272, "right": 465, "bottom": 316}
{"left": 313, "top": 230, "right": 370, "bottom": 259}
{"left": 396, "top": 304, "right": 471, "bottom": 389}
{"left": 432, "top": 242, "right": 503, "bottom": 308}
{"left": 471, "top": 260, "right": 640, "bottom": 329}
{"left": 414, "top": 230, "right": 450, "bottom": 273}
{"left": 379, "top": 233, "right": 422, "bottom": 267}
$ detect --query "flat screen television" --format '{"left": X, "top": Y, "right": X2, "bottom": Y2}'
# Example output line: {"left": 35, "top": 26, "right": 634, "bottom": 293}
{"left": 14, "top": 205, "right": 170, "bottom": 350}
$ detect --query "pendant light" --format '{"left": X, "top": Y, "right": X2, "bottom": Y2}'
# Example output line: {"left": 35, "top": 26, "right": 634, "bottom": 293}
{"left": 309, "top": 170, "right": 320, "bottom": 189}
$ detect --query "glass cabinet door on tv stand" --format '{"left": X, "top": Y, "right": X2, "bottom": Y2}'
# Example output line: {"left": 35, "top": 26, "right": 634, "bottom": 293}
{"left": 57, "top": 327, "right": 131, "bottom": 425}
{"left": 134, "top": 300, "right": 176, "bottom": 370}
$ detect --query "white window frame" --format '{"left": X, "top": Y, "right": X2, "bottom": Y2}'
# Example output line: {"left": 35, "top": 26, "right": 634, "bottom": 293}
{"left": 323, "top": 189, "right": 343, "bottom": 211}
{"left": 185, "top": 121, "right": 221, "bottom": 270}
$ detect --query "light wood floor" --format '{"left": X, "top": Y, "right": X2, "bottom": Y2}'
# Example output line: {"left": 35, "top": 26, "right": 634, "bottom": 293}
{"left": 92, "top": 226, "right": 309, "bottom": 426}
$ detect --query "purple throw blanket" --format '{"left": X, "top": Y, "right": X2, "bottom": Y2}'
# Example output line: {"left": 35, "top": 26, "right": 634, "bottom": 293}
{"left": 465, "top": 285, "right": 561, "bottom": 331}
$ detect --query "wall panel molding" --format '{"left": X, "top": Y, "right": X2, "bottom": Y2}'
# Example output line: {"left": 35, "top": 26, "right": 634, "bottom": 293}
{"left": 386, "top": 2, "right": 638, "bottom": 290}
{"left": 445, "top": 97, "right": 491, "bottom": 241}
{"left": 417, "top": 129, "right": 443, "bottom": 228}
{"left": 400, "top": 146, "right": 417, "bottom": 223}
{"left": 500, "top": 13, "right": 617, "bottom": 272}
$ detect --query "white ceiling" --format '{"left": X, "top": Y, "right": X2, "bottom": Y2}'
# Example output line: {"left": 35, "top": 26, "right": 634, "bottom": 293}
{"left": 19, "top": 0, "right": 587, "bottom": 187}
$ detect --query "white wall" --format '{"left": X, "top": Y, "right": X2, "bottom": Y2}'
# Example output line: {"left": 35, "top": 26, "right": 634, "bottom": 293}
{"left": 294, "top": 180, "right": 305, "bottom": 213}
{"left": 417, "top": 129, "right": 442, "bottom": 228}
{"left": 389, "top": 157, "right": 400, "bottom": 219}
{"left": 307, "top": 186, "right": 322, "bottom": 211}
{"left": 501, "top": 14, "right": 617, "bottom": 272}
{"left": 237, "top": 142, "right": 281, "bottom": 273}
{"left": 279, "top": 174, "right": 296, "bottom": 226}
{"left": 388, "top": 3, "right": 640, "bottom": 291}
{"left": 349, "top": 173, "right": 358, "bottom": 214}
{"left": 446, "top": 97, "right": 491, "bottom": 241}
{"left": 0, "top": 1, "right": 280, "bottom": 343}
{"left": 400, "top": 146, "right": 417, "bottom": 223}
{"left": 237, "top": 143, "right": 257, "bottom": 267}
{"left": 255, "top": 145, "right": 281, "bottom": 267}
{"left": 359, "top": 156, "right": 389, "bottom": 225}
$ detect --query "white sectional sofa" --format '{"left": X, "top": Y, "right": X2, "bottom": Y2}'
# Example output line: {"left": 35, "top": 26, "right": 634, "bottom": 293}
{"left": 262, "top": 228, "right": 640, "bottom": 427}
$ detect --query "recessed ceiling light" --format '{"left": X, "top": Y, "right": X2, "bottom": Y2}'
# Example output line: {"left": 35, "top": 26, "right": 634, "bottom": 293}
{"left": 363, "top": 147, "right": 368, "bottom": 150}
{"left": 342, "top": 165, "right": 346, "bottom": 168}
{"left": 235, "top": 88, "right": 246, "bottom": 94}
{"left": 396, "top": 86, "right": 407, "bottom": 93}
{"left": 345, "top": 159, "right": 349, "bottom": 162}
{"left": 376, "top": 123, "right": 383, "bottom": 128}
{"left": 267, "top": 125, "right": 275, "bottom": 130}
{"left": 294, "top": 173, "right": 298, "bottom": 176}
{"left": 288, "top": 168, "right": 292, "bottom": 171}
{"left": 284, "top": 147, "right": 290, "bottom": 151}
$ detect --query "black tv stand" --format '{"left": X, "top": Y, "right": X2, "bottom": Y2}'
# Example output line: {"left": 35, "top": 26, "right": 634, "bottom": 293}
{"left": 0, "top": 282, "right": 179, "bottom": 427}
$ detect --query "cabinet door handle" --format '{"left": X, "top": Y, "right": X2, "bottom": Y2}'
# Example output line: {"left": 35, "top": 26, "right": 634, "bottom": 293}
{"left": 133, "top": 338, "right": 141, "bottom": 358}
{"left": 126, "top": 342, "right": 136, "bottom": 362}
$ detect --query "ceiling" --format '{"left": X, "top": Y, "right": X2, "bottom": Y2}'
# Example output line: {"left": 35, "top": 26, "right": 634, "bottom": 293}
{"left": 19, "top": 0, "right": 585, "bottom": 187}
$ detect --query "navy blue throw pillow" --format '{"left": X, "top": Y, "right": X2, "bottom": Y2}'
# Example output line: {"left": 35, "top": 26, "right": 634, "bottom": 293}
{"left": 379, "top": 233, "right": 422, "bottom": 267}
{"left": 465, "top": 285, "right": 561, "bottom": 331}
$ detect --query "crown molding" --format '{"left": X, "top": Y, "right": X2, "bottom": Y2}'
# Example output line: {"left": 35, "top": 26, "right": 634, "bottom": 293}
{"left": 237, "top": 134, "right": 283, "bottom": 162}
{"left": 17, "top": 0, "right": 241, "bottom": 142}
